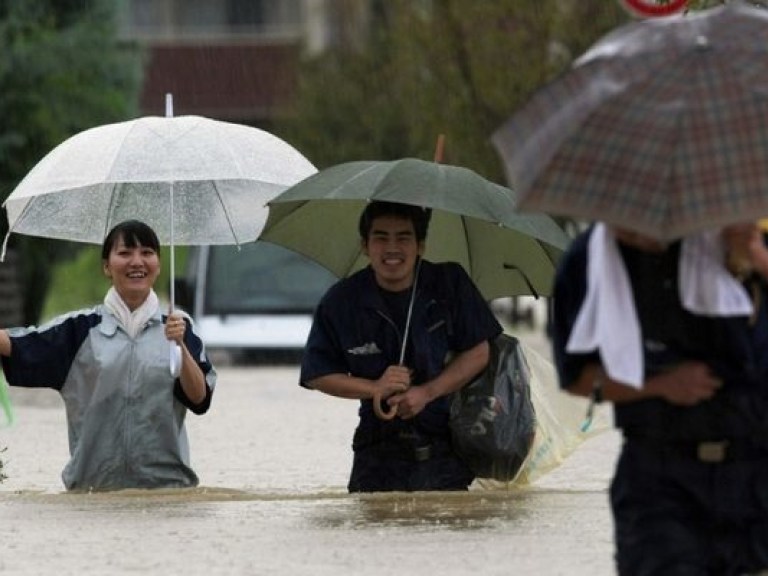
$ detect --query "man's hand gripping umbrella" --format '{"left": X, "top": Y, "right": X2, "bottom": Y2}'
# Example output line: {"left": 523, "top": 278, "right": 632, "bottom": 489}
{"left": 372, "top": 258, "right": 422, "bottom": 420}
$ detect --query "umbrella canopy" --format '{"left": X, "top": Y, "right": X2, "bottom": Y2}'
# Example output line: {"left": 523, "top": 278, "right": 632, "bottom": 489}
{"left": 492, "top": 2, "right": 768, "bottom": 241}
{"left": 260, "top": 158, "right": 571, "bottom": 301}
{"left": 2, "top": 112, "right": 316, "bottom": 376}
{"left": 3, "top": 114, "right": 316, "bottom": 249}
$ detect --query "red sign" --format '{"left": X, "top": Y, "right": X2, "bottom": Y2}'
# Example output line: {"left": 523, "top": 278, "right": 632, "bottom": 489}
{"left": 619, "top": 0, "right": 688, "bottom": 17}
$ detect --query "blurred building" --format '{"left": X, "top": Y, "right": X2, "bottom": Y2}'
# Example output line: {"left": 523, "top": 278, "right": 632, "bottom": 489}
{"left": 117, "top": 0, "right": 373, "bottom": 128}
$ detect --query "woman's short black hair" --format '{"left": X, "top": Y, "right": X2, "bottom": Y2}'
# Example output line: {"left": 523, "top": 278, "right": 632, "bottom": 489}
{"left": 101, "top": 220, "right": 161, "bottom": 260}
{"left": 358, "top": 201, "right": 431, "bottom": 242}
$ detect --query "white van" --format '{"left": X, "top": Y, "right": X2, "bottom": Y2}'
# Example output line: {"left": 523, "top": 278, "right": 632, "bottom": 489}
{"left": 174, "top": 242, "right": 337, "bottom": 364}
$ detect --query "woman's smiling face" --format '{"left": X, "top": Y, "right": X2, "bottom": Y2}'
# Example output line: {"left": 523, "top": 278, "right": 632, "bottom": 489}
{"left": 102, "top": 234, "right": 161, "bottom": 309}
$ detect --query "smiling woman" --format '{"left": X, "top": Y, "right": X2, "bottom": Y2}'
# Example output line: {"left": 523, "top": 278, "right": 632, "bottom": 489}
{"left": 0, "top": 220, "right": 217, "bottom": 492}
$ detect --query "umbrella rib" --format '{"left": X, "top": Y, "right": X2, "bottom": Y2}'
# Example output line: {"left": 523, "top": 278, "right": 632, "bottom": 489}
{"left": 102, "top": 183, "right": 120, "bottom": 242}
{"left": 458, "top": 215, "right": 475, "bottom": 287}
{"left": 101, "top": 119, "right": 145, "bottom": 187}
{"left": 87, "top": 119, "right": 144, "bottom": 243}
{"left": 2, "top": 194, "right": 38, "bottom": 245}
{"left": 503, "top": 263, "right": 539, "bottom": 299}
{"left": 464, "top": 218, "right": 543, "bottom": 300}
{"left": 211, "top": 180, "right": 241, "bottom": 245}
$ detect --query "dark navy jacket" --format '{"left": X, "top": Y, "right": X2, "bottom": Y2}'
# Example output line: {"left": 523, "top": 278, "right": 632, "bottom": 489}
{"left": 301, "top": 260, "right": 502, "bottom": 449}
{"left": 553, "top": 227, "right": 768, "bottom": 442}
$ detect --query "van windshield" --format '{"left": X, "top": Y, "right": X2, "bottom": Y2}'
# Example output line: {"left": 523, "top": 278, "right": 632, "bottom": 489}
{"left": 205, "top": 242, "right": 338, "bottom": 315}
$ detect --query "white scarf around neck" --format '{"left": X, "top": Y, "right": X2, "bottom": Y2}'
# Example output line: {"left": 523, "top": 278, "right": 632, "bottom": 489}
{"left": 104, "top": 287, "right": 160, "bottom": 338}
{"left": 566, "top": 224, "right": 753, "bottom": 389}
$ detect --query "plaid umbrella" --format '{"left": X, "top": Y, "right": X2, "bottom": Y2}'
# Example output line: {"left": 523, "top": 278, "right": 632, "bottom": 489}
{"left": 492, "top": 2, "right": 768, "bottom": 241}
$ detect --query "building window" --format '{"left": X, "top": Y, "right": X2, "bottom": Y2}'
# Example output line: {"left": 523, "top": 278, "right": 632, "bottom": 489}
{"left": 120, "top": 0, "right": 302, "bottom": 40}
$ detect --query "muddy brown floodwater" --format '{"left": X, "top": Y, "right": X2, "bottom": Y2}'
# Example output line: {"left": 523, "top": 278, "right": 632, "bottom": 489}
{"left": 0, "top": 332, "right": 621, "bottom": 575}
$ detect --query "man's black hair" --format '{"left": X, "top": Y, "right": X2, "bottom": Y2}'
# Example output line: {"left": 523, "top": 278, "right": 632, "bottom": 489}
{"left": 358, "top": 201, "right": 431, "bottom": 242}
{"left": 101, "top": 219, "right": 161, "bottom": 260}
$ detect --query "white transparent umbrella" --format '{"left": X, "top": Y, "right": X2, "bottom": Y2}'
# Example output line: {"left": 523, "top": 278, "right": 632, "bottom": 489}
{"left": 3, "top": 97, "right": 315, "bottom": 249}
{"left": 2, "top": 94, "right": 316, "bottom": 373}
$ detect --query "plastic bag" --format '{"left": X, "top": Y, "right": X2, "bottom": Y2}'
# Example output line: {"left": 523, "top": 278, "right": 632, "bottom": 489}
{"left": 449, "top": 333, "right": 537, "bottom": 481}
{"left": 475, "top": 337, "right": 611, "bottom": 488}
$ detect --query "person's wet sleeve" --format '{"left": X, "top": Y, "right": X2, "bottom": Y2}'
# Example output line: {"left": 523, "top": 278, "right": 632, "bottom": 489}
{"left": 173, "top": 322, "right": 216, "bottom": 414}
{"left": 300, "top": 300, "right": 349, "bottom": 388}
{"left": 3, "top": 312, "right": 98, "bottom": 390}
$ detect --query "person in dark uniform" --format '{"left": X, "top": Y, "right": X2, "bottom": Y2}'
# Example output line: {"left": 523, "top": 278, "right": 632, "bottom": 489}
{"left": 300, "top": 201, "right": 502, "bottom": 492}
{"left": 552, "top": 222, "right": 768, "bottom": 575}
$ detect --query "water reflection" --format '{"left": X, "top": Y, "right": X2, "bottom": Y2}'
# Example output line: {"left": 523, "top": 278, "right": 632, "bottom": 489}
{"left": 317, "top": 491, "right": 530, "bottom": 530}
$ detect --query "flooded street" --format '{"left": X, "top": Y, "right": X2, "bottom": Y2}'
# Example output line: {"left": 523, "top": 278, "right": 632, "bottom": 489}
{"left": 0, "top": 333, "right": 621, "bottom": 575}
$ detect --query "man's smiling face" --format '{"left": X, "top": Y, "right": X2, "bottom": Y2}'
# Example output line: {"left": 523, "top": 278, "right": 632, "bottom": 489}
{"left": 362, "top": 215, "right": 424, "bottom": 292}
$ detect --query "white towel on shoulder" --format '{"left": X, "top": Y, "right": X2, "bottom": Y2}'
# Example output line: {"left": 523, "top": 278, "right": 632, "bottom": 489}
{"left": 103, "top": 287, "right": 160, "bottom": 339}
{"left": 679, "top": 229, "right": 754, "bottom": 315}
{"left": 566, "top": 224, "right": 753, "bottom": 389}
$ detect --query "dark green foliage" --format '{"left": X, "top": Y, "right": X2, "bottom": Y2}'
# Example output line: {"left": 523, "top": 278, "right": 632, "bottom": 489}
{"left": 0, "top": 0, "right": 142, "bottom": 324}
{"left": 279, "top": 0, "right": 628, "bottom": 182}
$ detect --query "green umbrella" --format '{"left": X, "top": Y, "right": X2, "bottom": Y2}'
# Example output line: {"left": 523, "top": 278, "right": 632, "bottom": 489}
{"left": 260, "top": 158, "right": 571, "bottom": 301}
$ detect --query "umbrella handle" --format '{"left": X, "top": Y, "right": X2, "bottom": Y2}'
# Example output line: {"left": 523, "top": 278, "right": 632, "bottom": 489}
{"left": 372, "top": 389, "right": 398, "bottom": 421}
{"left": 169, "top": 343, "right": 182, "bottom": 378}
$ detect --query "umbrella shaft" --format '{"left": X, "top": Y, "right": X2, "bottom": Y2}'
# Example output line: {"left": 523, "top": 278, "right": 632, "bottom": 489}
{"left": 399, "top": 258, "right": 422, "bottom": 364}
{"left": 169, "top": 183, "right": 175, "bottom": 311}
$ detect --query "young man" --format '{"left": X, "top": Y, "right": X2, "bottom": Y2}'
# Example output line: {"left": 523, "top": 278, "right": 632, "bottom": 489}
{"left": 300, "top": 201, "right": 502, "bottom": 492}
{"left": 552, "top": 222, "right": 768, "bottom": 575}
